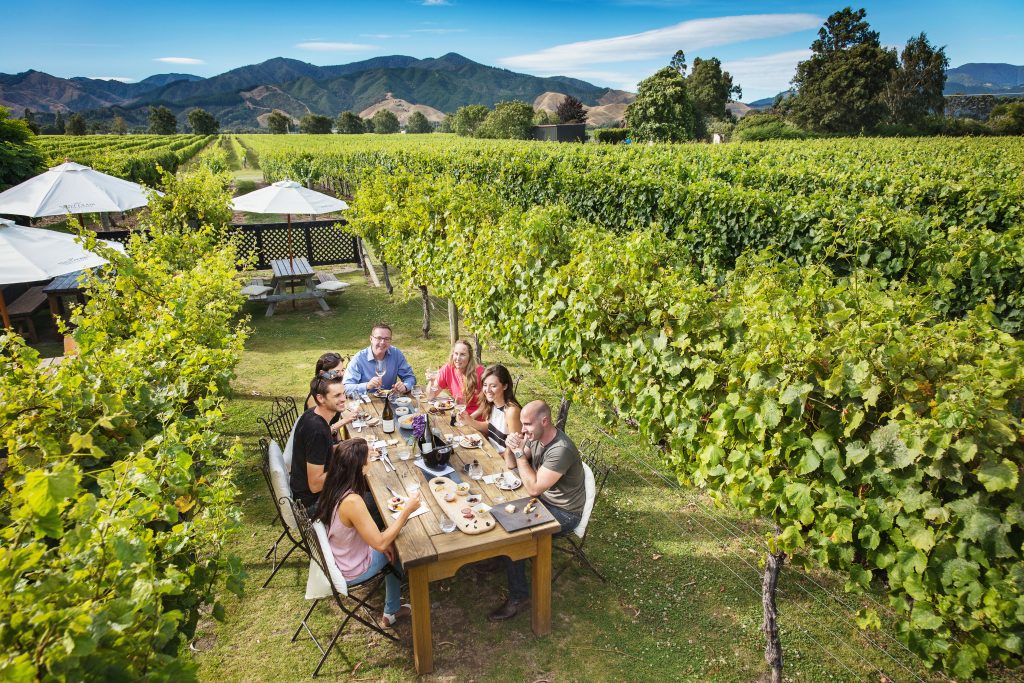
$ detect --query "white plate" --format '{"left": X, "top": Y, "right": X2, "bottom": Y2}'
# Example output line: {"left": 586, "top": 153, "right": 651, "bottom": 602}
{"left": 398, "top": 413, "right": 421, "bottom": 429}
{"left": 393, "top": 396, "right": 412, "bottom": 406}
{"left": 459, "top": 435, "right": 483, "bottom": 449}
{"left": 387, "top": 496, "right": 407, "bottom": 513}
{"left": 495, "top": 474, "right": 522, "bottom": 491}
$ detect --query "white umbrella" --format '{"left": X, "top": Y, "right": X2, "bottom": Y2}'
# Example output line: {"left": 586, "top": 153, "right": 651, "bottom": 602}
{"left": 0, "top": 161, "right": 161, "bottom": 218}
{"left": 0, "top": 218, "right": 125, "bottom": 330}
{"left": 230, "top": 179, "right": 348, "bottom": 269}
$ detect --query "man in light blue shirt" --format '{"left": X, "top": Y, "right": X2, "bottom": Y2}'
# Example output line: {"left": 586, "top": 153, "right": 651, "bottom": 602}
{"left": 343, "top": 322, "right": 417, "bottom": 395}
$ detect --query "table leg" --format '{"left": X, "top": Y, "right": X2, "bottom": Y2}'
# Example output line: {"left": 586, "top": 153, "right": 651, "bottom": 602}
{"left": 408, "top": 564, "right": 433, "bottom": 674}
{"left": 266, "top": 280, "right": 282, "bottom": 318}
{"left": 309, "top": 276, "right": 330, "bottom": 311}
{"left": 531, "top": 534, "right": 553, "bottom": 636}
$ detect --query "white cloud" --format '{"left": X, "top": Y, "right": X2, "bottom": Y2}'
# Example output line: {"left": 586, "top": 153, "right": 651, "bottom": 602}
{"left": 360, "top": 33, "right": 410, "bottom": 39}
{"left": 295, "top": 41, "right": 377, "bottom": 51}
{"left": 88, "top": 76, "right": 135, "bottom": 82}
{"left": 721, "top": 49, "right": 809, "bottom": 100}
{"left": 422, "top": 0, "right": 450, "bottom": 5}
{"left": 500, "top": 14, "right": 821, "bottom": 71}
{"left": 154, "top": 57, "right": 205, "bottom": 65}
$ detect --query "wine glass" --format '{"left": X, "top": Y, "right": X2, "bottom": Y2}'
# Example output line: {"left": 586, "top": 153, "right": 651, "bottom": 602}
{"left": 454, "top": 398, "right": 467, "bottom": 426}
{"left": 375, "top": 360, "right": 386, "bottom": 383}
{"left": 468, "top": 460, "right": 483, "bottom": 481}
{"left": 439, "top": 515, "right": 456, "bottom": 533}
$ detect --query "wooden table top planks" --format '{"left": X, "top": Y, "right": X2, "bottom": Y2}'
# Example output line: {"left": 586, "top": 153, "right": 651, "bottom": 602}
{"left": 358, "top": 395, "right": 559, "bottom": 567}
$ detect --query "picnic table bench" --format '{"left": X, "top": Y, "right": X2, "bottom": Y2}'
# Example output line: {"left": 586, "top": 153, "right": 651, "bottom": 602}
{"left": 263, "top": 257, "right": 330, "bottom": 317}
{"left": 7, "top": 286, "right": 47, "bottom": 341}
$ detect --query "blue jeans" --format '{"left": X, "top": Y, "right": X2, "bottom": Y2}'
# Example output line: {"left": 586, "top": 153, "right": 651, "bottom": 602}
{"left": 347, "top": 549, "right": 403, "bottom": 616}
{"left": 505, "top": 505, "right": 582, "bottom": 602}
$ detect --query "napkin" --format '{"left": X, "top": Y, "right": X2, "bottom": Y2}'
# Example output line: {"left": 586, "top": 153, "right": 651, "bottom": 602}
{"left": 391, "top": 505, "right": 430, "bottom": 521}
{"left": 414, "top": 457, "right": 454, "bottom": 477}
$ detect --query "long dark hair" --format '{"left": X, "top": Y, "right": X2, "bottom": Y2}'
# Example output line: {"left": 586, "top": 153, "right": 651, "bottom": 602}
{"left": 315, "top": 352, "right": 344, "bottom": 376}
{"left": 478, "top": 364, "right": 519, "bottom": 420}
{"left": 317, "top": 439, "right": 369, "bottom": 526}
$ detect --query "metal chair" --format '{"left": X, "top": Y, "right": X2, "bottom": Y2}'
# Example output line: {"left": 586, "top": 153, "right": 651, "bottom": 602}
{"left": 289, "top": 501, "right": 398, "bottom": 677}
{"left": 259, "top": 437, "right": 308, "bottom": 588}
{"left": 553, "top": 438, "right": 612, "bottom": 583}
{"left": 259, "top": 396, "right": 299, "bottom": 445}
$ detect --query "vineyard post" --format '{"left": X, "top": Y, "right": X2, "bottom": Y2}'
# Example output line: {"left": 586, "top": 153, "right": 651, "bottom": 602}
{"left": 762, "top": 529, "right": 785, "bottom": 683}
{"left": 475, "top": 334, "right": 483, "bottom": 364}
{"left": 381, "top": 262, "right": 394, "bottom": 294}
{"left": 420, "top": 285, "right": 431, "bottom": 339}
{"left": 556, "top": 396, "right": 572, "bottom": 431}
{"left": 448, "top": 300, "right": 459, "bottom": 345}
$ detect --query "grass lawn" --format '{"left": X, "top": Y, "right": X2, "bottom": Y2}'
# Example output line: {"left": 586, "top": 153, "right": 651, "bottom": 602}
{"left": 192, "top": 267, "right": 951, "bottom": 683}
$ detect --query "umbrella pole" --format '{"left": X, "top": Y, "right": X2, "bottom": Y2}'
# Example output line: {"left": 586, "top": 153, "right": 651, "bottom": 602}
{"left": 0, "top": 290, "right": 11, "bottom": 331}
{"left": 287, "top": 214, "right": 296, "bottom": 309}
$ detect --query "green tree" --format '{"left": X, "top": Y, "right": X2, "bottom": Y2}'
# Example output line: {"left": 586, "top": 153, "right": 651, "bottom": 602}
{"left": 66, "top": 113, "right": 87, "bottom": 136}
{"left": 476, "top": 100, "right": 535, "bottom": 139}
{"left": 299, "top": 113, "right": 333, "bottom": 134}
{"left": 687, "top": 57, "right": 742, "bottom": 120}
{"left": 370, "top": 109, "right": 400, "bottom": 134}
{"left": 788, "top": 7, "right": 897, "bottom": 133}
{"left": 187, "top": 108, "right": 220, "bottom": 135}
{"left": 336, "top": 111, "right": 365, "bottom": 134}
{"left": 406, "top": 111, "right": 433, "bottom": 134}
{"left": 989, "top": 101, "right": 1024, "bottom": 134}
{"left": 438, "top": 114, "right": 452, "bottom": 133}
{"left": 883, "top": 33, "right": 948, "bottom": 125}
{"left": 112, "top": 115, "right": 128, "bottom": 135}
{"left": 533, "top": 109, "right": 558, "bottom": 125}
{"left": 54, "top": 110, "right": 65, "bottom": 134}
{"left": 670, "top": 49, "right": 687, "bottom": 76}
{"left": 266, "top": 110, "right": 290, "bottom": 134}
{"left": 625, "top": 67, "right": 701, "bottom": 142}
{"left": 0, "top": 106, "right": 45, "bottom": 189}
{"left": 450, "top": 104, "right": 490, "bottom": 137}
{"left": 148, "top": 105, "right": 177, "bottom": 134}
{"left": 556, "top": 95, "right": 587, "bottom": 124}
{"left": 22, "top": 109, "right": 39, "bottom": 135}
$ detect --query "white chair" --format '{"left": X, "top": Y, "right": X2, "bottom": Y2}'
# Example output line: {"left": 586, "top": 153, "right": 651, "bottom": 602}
{"left": 289, "top": 502, "right": 397, "bottom": 677}
{"left": 259, "top": 438, "right": 307, "bottom": 588}
{"left": 553, "top": 440, "right": 611, "bottom": 583}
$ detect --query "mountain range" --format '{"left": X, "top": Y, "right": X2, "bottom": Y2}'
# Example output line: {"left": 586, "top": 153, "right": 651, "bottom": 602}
{"left": 0, "top": 53, "right": 633, "bottom": 130}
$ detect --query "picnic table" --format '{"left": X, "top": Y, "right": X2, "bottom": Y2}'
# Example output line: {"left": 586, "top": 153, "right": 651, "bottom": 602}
{"left": 43, "top": 269, "right": 89, "bottom": 323}
{"left": 359, "top": 395, "right": 559, "bottom": 674}
{"left": 265, "top": 257, "right": 329, "bottom": 317}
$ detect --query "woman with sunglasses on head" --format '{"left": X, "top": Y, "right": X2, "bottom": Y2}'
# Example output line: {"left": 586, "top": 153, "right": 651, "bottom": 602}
{"left": 305, "top": 353, "right": 356, "bottom": 440}
{"left": 319, "top": 439, "right": 422, "bottom": 628}
{"left": 461, "top": 364, "right": 521, "bottom": 454}
{"left": 427, "top": 339, "right": 484, "bottom": 416}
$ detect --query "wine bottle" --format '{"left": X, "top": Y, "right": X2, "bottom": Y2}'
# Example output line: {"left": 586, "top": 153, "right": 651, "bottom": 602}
{"left": 419, "top": 416, "right": 433, "bottom": 456}
{"left": 341, "top": 422, "right": 351, "bottom": 441}
{"left": 381, "top": 395, "right": 395, "bottom": 433}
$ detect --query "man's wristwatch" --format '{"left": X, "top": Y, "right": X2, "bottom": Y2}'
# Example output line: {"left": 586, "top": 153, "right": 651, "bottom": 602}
{"left": 513, "top": 449, "right": 524, "bottom": 460}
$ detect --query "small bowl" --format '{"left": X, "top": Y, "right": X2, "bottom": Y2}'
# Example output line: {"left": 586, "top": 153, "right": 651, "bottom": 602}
{"left": 395, "top": 406, "right": 410, "bottom": 416}
{"left": 466, "top": 494, "right": 482, "bottom": 504}
{"left": 444, "top": 492, "right": 456, "bottom": 502}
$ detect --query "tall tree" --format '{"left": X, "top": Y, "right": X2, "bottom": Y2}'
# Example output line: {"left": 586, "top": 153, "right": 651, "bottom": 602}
{"left": 625, "top": 66, "right": 701, "bottom": 142}
{"left": 299, "top": 113, "right": 333, "bottom": 134}
{"left": 450, "top": 104, "right": 490, "bottom": 137}
{"left": 66, "top": 113, "right": 87, "bottom": 136}
{"left": 370, "top": 109, "right": 400, "bottom": 134}
{"left": 0, "top": 106, "right": 45, "bottom": 190}
{"left": 336, "top": 111, "right": 365, "bottom": 134}
{"left": 187, "top": 108, "right": 220, "bottom": 135}
{"left": 670, "top": 49, "right": 687, "bottom": 76}
{"left": 883, "top": 33, "right": 948, "bottom": 125}
{"left": 22, "top": 109, "right": 39, "bottom": 135}
{"left": 476, "top": 100, "right": 534, "bottom": 139}
{"left": 266, "top": 111, "right": 290, "bottom": 134}
{"left": 54, "top": 110, "right": 65, "bottom": 134}
{"left": 406, "top": 111, "right": 433, "bottom": 134}
{"left": 556, "top": 95, "right": 588, "bottom": 124}
{"left": 112, "top": 116, "right": 128, "bottom": 135}
{"left": 148, "top": 106, "right": 177, "bottom": 134}
{"left": 687, "top": 57, "right": 742, "bottom": 120}
{"left": 788, "top": 7, "right": 897, "bottom": 133}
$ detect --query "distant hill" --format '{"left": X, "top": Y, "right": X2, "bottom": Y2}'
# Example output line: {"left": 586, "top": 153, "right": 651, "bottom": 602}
{"left": 358, "top": 94, "right": 446, "bottom": 125}
{"left": 532, "top": 90, "right": 635, "bottom": 128}
{"left": 945, "top": 63, "right": 1024, "bottom": 94}
{"left": 1, "top": 53, "right": 629, "bottom": 130}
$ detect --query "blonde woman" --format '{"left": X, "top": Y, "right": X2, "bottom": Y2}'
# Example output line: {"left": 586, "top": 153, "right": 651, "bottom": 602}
{"left": 462, "top": 364, "right": 521, "bottom": 454}
{"left": 428, "top": 339, "right": 484, "bottom": 416}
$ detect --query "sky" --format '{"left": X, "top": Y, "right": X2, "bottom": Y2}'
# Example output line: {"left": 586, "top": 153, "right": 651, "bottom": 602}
{"left": 3, "top": 1, "right": 1023, "bottom": 102}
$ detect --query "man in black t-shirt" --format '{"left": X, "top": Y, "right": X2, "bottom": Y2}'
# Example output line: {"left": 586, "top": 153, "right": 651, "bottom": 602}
{"left": 290, "top": 372, "right": 347, "bottom": 513}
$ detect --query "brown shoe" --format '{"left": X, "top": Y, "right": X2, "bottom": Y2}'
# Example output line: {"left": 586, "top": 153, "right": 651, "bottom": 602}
{"left": 488, "top": 597, "right": 528, "bottom": 622}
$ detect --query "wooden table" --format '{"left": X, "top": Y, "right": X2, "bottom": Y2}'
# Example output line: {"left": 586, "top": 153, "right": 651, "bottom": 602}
{"left": 265, "top": 257, "right": 329, "bottom": 317}
{"left": 358, "top": 395, "right": 559, "bottom": 674}
{"left": 43, "top": 269, "right": 89, "bottom": 324}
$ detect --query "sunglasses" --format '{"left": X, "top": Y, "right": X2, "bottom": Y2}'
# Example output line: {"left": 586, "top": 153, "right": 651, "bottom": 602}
{"left": 319, "top": 369, "right": 341, "bottom": 380}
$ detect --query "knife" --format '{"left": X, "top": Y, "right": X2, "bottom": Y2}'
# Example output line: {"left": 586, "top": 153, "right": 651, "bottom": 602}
{"left": 386, "top": 484, "right": 402, "bottom": 498}
{"left": 383, "top": 453, "right": 395, "bottom": 471}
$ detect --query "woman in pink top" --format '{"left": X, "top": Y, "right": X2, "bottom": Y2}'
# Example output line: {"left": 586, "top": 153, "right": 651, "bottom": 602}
{"left": 317, "top": 439, "right": 421, "bottom": 627}
{"left": 428, "top": 339, "right": 484, "bottom": 415}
